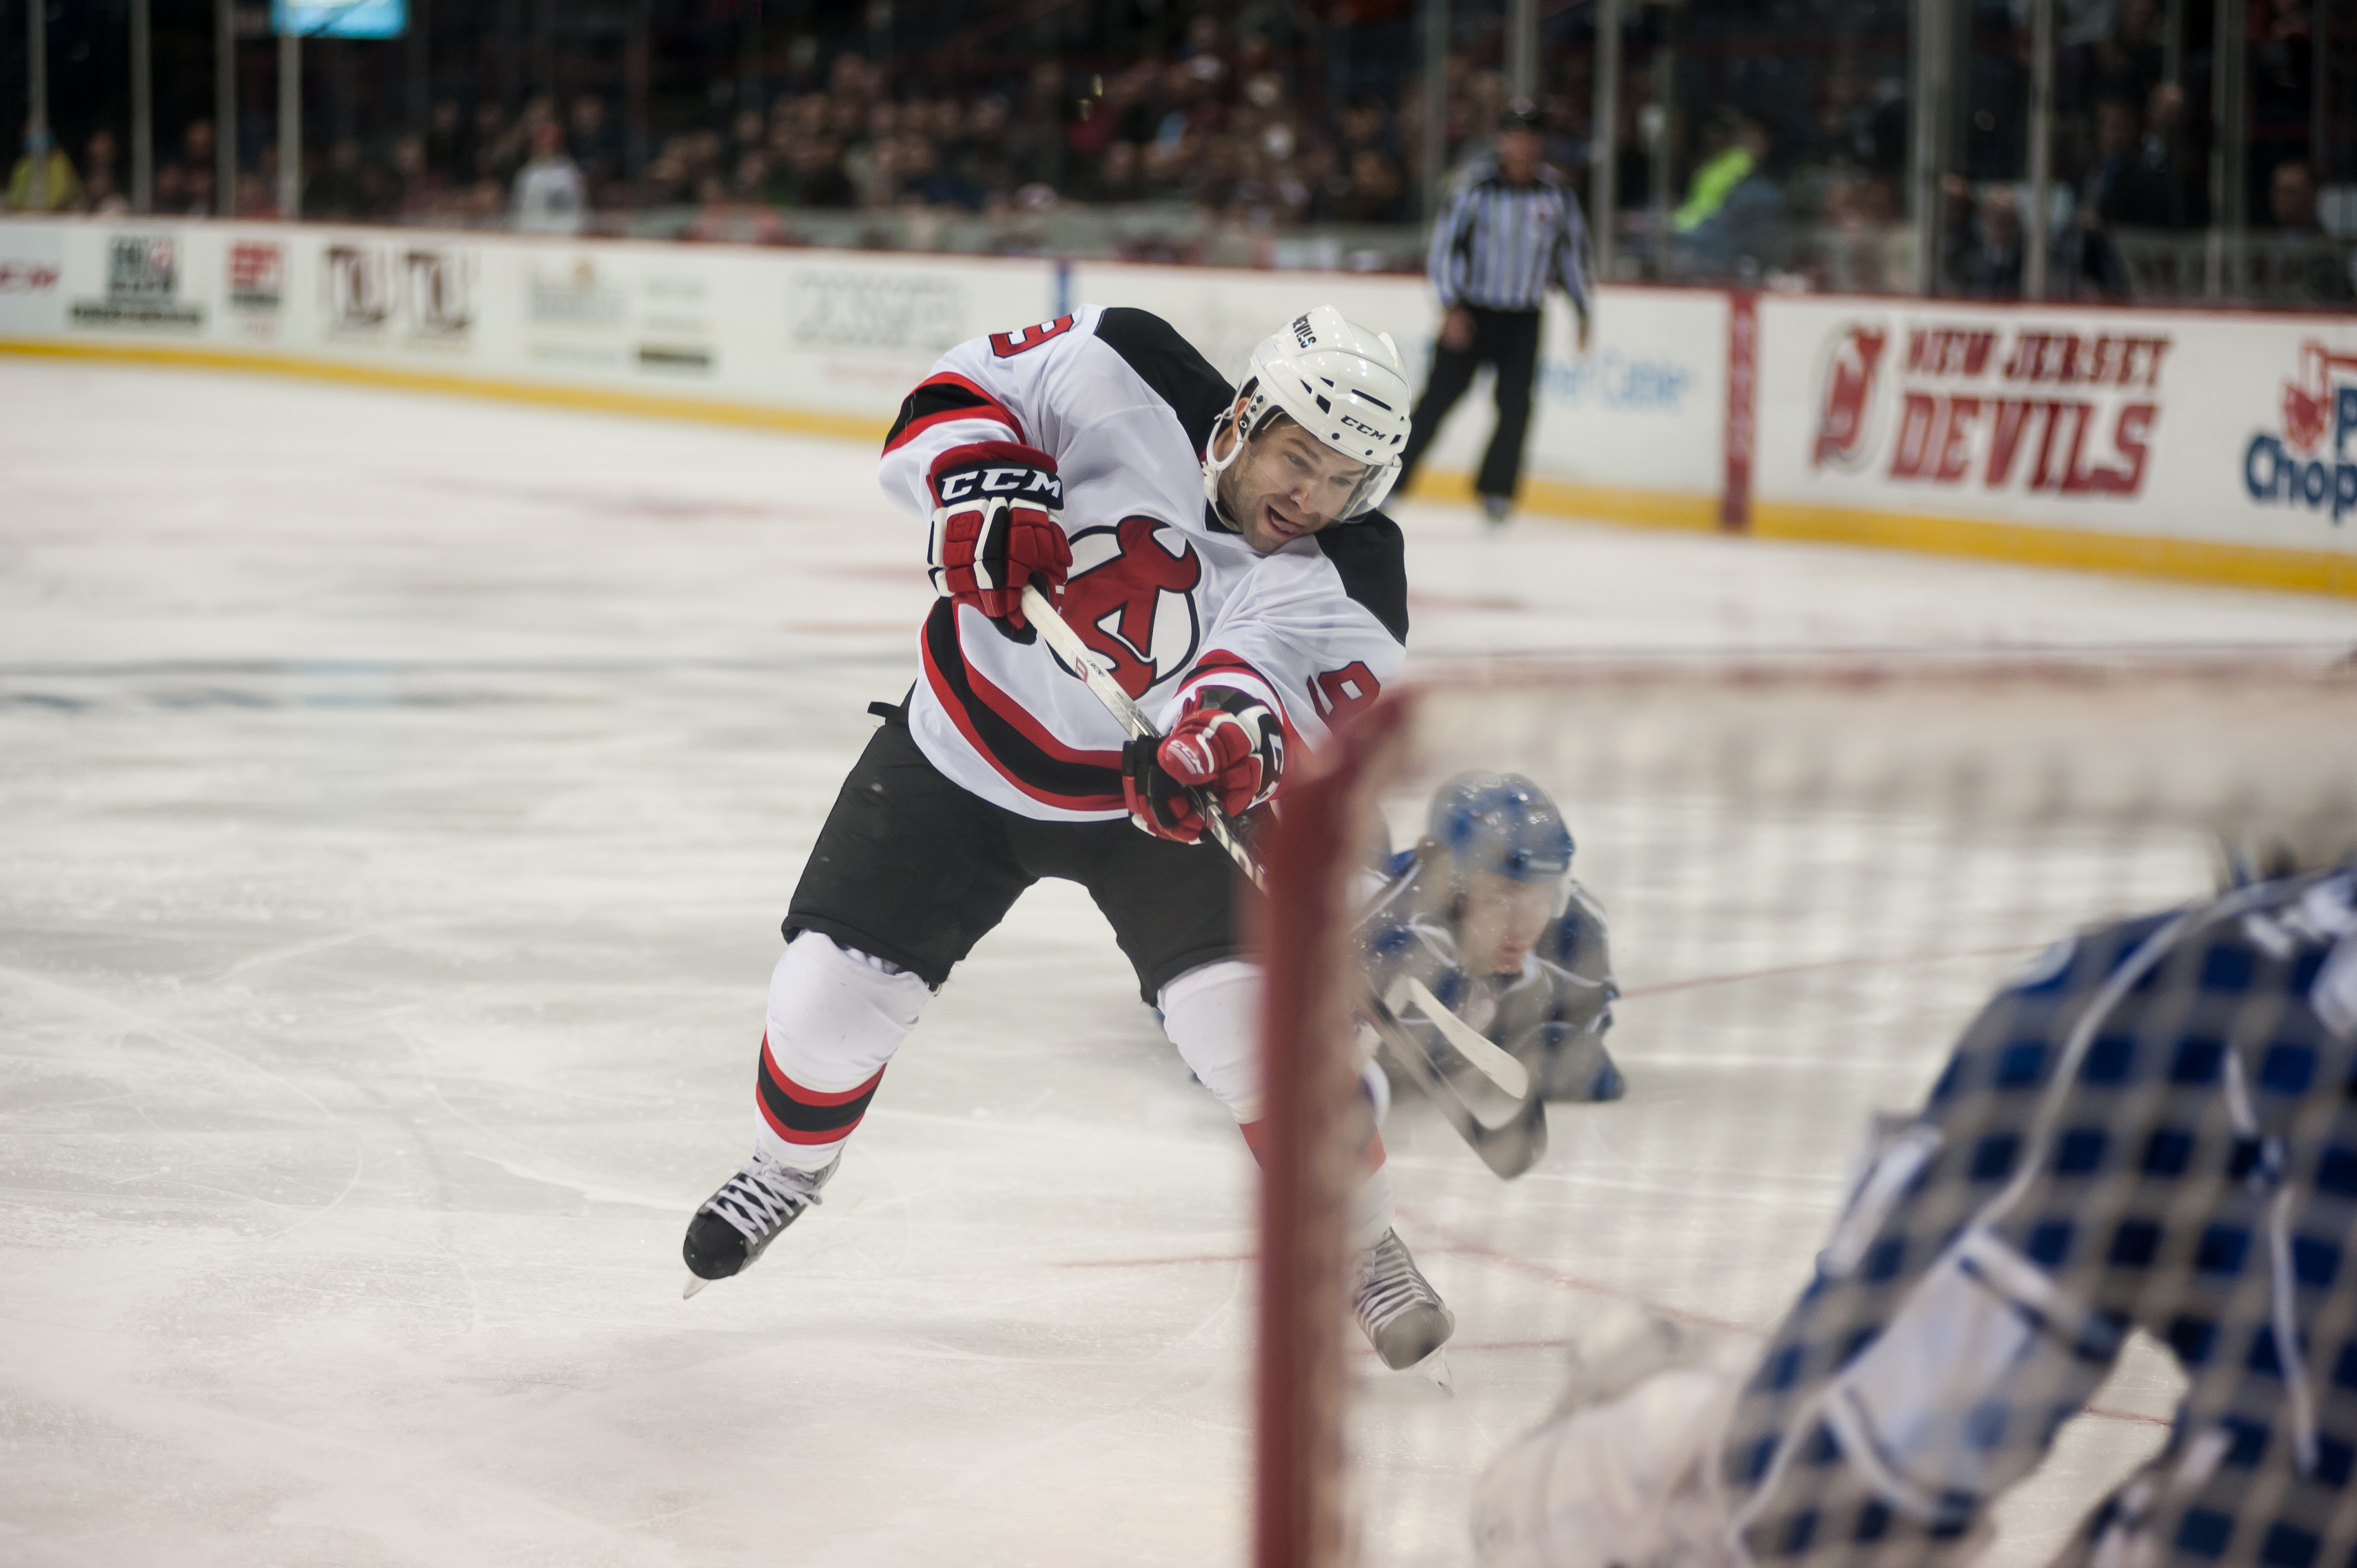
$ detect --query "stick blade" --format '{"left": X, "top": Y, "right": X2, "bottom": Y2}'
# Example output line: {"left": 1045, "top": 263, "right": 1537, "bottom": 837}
{"left": 1402, "top": 976, "right": 1532, "bottom": 1100}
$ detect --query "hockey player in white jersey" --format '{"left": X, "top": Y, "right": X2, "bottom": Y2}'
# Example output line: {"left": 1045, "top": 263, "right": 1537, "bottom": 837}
{"left": 681, "top": 303, "right": 1458, "bottom": 1372}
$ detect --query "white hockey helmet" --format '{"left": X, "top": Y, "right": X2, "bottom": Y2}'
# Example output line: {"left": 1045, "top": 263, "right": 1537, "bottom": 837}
{"left": 1206, "top": 305, "right": 1414, "bottom": 522}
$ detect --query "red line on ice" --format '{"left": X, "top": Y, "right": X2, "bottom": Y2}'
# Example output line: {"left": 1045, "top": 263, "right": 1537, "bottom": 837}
{"left": 1619, "top": 942, "right": 2049, "bottom": 1001}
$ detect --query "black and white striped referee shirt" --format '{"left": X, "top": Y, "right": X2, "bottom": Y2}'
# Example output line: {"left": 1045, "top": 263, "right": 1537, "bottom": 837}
{"left": 1427, "top": 164, "right": 1594, "bottom": 317}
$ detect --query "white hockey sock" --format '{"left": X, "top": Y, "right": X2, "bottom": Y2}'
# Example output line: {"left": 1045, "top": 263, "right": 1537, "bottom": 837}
{"left": 1159, "top": 958, "right": 1262, "bottom": 1122}
{"left": 1161, "top": 958, "right": 1396, "bottom": 1251}
{"left": 752, "top": 932, "right": 931, "bottom": 1172}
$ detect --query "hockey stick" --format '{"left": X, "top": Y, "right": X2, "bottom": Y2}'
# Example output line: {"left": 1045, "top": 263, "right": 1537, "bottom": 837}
{"left": 1401, "top": 976, "right": 1533, "bottom": 1101}
{"left": 1365, "top": 997, "right": 1548, "bottom": 1180}
{"left": 1022, "top": 582, "right": 1531, "bottom": 1100}
{"left": 1020, "top": 583, "right": 1266, "bottom": 891}
{"left": 1021, "top": 582, "right": 1541, "bottom": 1173}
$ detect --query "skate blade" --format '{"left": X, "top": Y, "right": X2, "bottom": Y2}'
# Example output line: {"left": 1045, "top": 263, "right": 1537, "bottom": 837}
{"left": 683, "top": 1273, "right": 712, "bottom": 1299}
{"left": 1412, "top": 1347, "right": 1454, "bottom": 1392}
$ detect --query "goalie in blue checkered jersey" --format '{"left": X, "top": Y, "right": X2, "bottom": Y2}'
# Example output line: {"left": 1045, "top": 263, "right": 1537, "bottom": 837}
{"left": 1359, "top": 772, "right": 1624, "bottom": 1105}
{"left": 1471, "top": 848, "right": 2357, "bottom": 1568}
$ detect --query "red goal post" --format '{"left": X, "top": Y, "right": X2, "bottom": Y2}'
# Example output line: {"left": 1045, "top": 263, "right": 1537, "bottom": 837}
{"left": 1252, "top": 652, "right": 2357, "bottom": 1568}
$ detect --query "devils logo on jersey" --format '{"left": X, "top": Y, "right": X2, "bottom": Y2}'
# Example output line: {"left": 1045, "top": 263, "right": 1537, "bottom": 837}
{"left": 1060, "top": 515, "right": 1203, "bottom": 699}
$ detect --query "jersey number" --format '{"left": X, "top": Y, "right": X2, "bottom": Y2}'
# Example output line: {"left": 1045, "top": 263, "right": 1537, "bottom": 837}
{"left": 990, "top": 316, "right": 1075, "bottom": 357}
{"left": 1312, "top": 662, "right": 1381, "bottom": 725}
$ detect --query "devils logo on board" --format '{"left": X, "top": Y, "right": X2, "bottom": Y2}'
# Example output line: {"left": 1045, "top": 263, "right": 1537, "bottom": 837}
{"left": 1812, "top": 322, "right": 1888, "bottom": 470}
{"left": 1060, "top": 516, "right": 1204, "bottom": 699}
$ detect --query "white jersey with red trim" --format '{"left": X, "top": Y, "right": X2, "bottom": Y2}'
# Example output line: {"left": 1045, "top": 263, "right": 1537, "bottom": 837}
{"left": 876, "top": 303, "right": 1410, "bottom": 823}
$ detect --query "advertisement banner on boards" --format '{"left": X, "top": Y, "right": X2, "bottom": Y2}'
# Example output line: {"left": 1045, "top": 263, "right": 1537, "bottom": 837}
{"left": 1756, "top": 295, "right": 2357, "bottom": 557}
{"left": 0, "top": 219, "right": 1062, "bottom": 430}
{"left": 70, "top": 231, "right": 206, "bottom": 332}
{"left": 0, "top": 222, "right": 64, "bottom": 336}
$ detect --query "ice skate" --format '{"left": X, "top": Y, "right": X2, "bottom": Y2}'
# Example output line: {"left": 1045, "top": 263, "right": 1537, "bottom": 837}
{"left": 681, "top": 1150, "right": 838, "bottom": 1297}
{"left": 1354, "top": 1228, "right": 1455, "bottom": 1372}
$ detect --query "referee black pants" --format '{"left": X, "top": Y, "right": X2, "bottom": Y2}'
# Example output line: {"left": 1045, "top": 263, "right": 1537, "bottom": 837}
{"left": 1396, "top": 306, "right": 1543, "bottom": 503}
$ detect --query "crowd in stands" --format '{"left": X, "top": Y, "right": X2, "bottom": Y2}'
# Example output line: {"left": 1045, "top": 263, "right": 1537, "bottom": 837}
{"left": 1936, "top": 0, "right": 2343, "bottom": 300}
{"left": 7, "top": 23, "right": 1452, "bottom": 235}
{"left": 6, "top": 2, "right": 2343, "bottom": 301}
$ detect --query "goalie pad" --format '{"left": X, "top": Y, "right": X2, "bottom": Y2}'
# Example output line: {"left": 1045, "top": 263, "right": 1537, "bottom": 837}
{"left": 1471, "top": 1324, "right": 1751, "bottom": 1568}
{"left": 1815, "top": 1224, "right": 2119, "bottom": 1528}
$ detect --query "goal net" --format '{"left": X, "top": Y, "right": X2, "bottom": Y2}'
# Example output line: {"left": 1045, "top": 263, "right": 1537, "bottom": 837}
{"left": 1252, "top": 653, "right": 2357, "bottom": 1568}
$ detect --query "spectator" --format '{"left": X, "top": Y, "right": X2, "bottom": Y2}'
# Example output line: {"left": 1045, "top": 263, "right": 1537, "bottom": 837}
{"left": 2097, "top": 0, "right": 2168, "bottom": 103}
{"left": 183, "top": 119, "right": 217, "bottom": 189}
{"left": 2271, "top": 158, "right": 2323, "bottom": 231}
{"left": 2085, "top": 92, "right": 2171, "bottom": 226}
{"left": 2251, "top": 0, "right": 2315, "bottom": 217}
{"left": 307, "top": 138, "right": 371, "bottom": 221}
{"left": 512, "top": 121, "right": 588, "bottom": 234}
{"left": 2260, "top": 159, "right": 2355, "bottom": 301}
{"left": 1091, "top": 137, "right": 1146, "bottom": 204}
{"left": 2063, "top": 97, "right": 2139, "bottom": 297}
{"left": 2130, "top": 80, "right": 2198, "bottom": 227}
{"left": 83, "top": 130, "right": 125, "bottom": 213}
{"left": 1538, "top": 90, "right": 1587, "bottom": 182}
{"left": 235, "top": 172, "right": 277, "bottom": 222}
{"left": 952, "top": 95, "right": 1017, "bottom": 208}
{"left": 390, "top": 134, "right": 436, "bottom": 216}
{"left": 8, "top": 120, "right": 84, "bottom": 212}
{"left": 900, "top": 131, "right": 982, "bottom": 212}
{"left": 426, "top": 99, "right": 470, "bottom": 184}
{"left": 1818, "top": 66, "right": 1909, "bottom": 186}
{"left": 1673, "top": 109, "right": 1757, "bottom": 234}
{"left": 1329, "top": 146, "right": 1406, "bottom": 224}
{"left": 1810, "top": 173, "right": 1898, "bottom": 293}
{"left": 1679, "top": 117, "right": 1783, "bottom": 277}
{"left": 1008, "top": 60, "right": 1068, "bottom": 190}
{"left": 474, "top": 101, "right": 524, "bottom": 186}
{"left": 570, "top": 95, "right": 621, "bottom": 202}
{"left": 790, "top": 135, "right": 855, "bottom": 209}
{"left": 1944, "top": 179, "right": 2026, "bottom": 298}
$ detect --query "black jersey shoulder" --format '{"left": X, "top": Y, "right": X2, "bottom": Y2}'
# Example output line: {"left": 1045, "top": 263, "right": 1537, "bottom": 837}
{"left": 1316, "top": 512, "right": 1409, "bottom": 646}
{"left": 1092, "top": 307, "right": 1234, "bottom": 453}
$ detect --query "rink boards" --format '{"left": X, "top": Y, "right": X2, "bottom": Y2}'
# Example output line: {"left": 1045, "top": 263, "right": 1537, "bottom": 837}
{"left": 1, "top": 215, "right": 2350, "bottom": 596}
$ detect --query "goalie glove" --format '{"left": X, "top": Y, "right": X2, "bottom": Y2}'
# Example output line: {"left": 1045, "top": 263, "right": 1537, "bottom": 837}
{"left": 1124, "top": 685, "right": 1286, "bottom": 844}
{"left": 925, "top": 441, "right": 1071, "bottom": 640}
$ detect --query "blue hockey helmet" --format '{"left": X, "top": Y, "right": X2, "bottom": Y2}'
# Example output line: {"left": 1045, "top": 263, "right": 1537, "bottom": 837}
{"left": 1426, "top": 772, "right": 1574, "bottom": 883}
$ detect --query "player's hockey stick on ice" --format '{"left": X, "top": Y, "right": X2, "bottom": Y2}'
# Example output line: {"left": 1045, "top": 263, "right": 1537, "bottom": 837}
{"left": 1021, "top": 582, "right": 1267, "bottom": 892}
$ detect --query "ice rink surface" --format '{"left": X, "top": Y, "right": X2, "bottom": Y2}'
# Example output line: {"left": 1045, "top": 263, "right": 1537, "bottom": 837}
{"left": 5, "top": 358, "right": 2355, "bottom": 1567}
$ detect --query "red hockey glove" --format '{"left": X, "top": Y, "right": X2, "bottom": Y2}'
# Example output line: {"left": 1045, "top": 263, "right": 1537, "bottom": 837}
{"left": 926, "top": 441, "right": 1071, "bottom": 640}
{"left": 1124, "top": 686, "right": 1287, "bottom": 843}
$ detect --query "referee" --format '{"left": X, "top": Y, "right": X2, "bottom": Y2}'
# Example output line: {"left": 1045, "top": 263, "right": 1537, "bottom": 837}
{"left": 1396, "top": 100, "right": 1593, "bottom": 525}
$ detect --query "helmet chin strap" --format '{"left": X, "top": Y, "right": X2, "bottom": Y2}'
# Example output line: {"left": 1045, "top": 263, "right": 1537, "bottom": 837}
{"left": 1200, "top": 405, "right": 1249, "bottom": 522}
